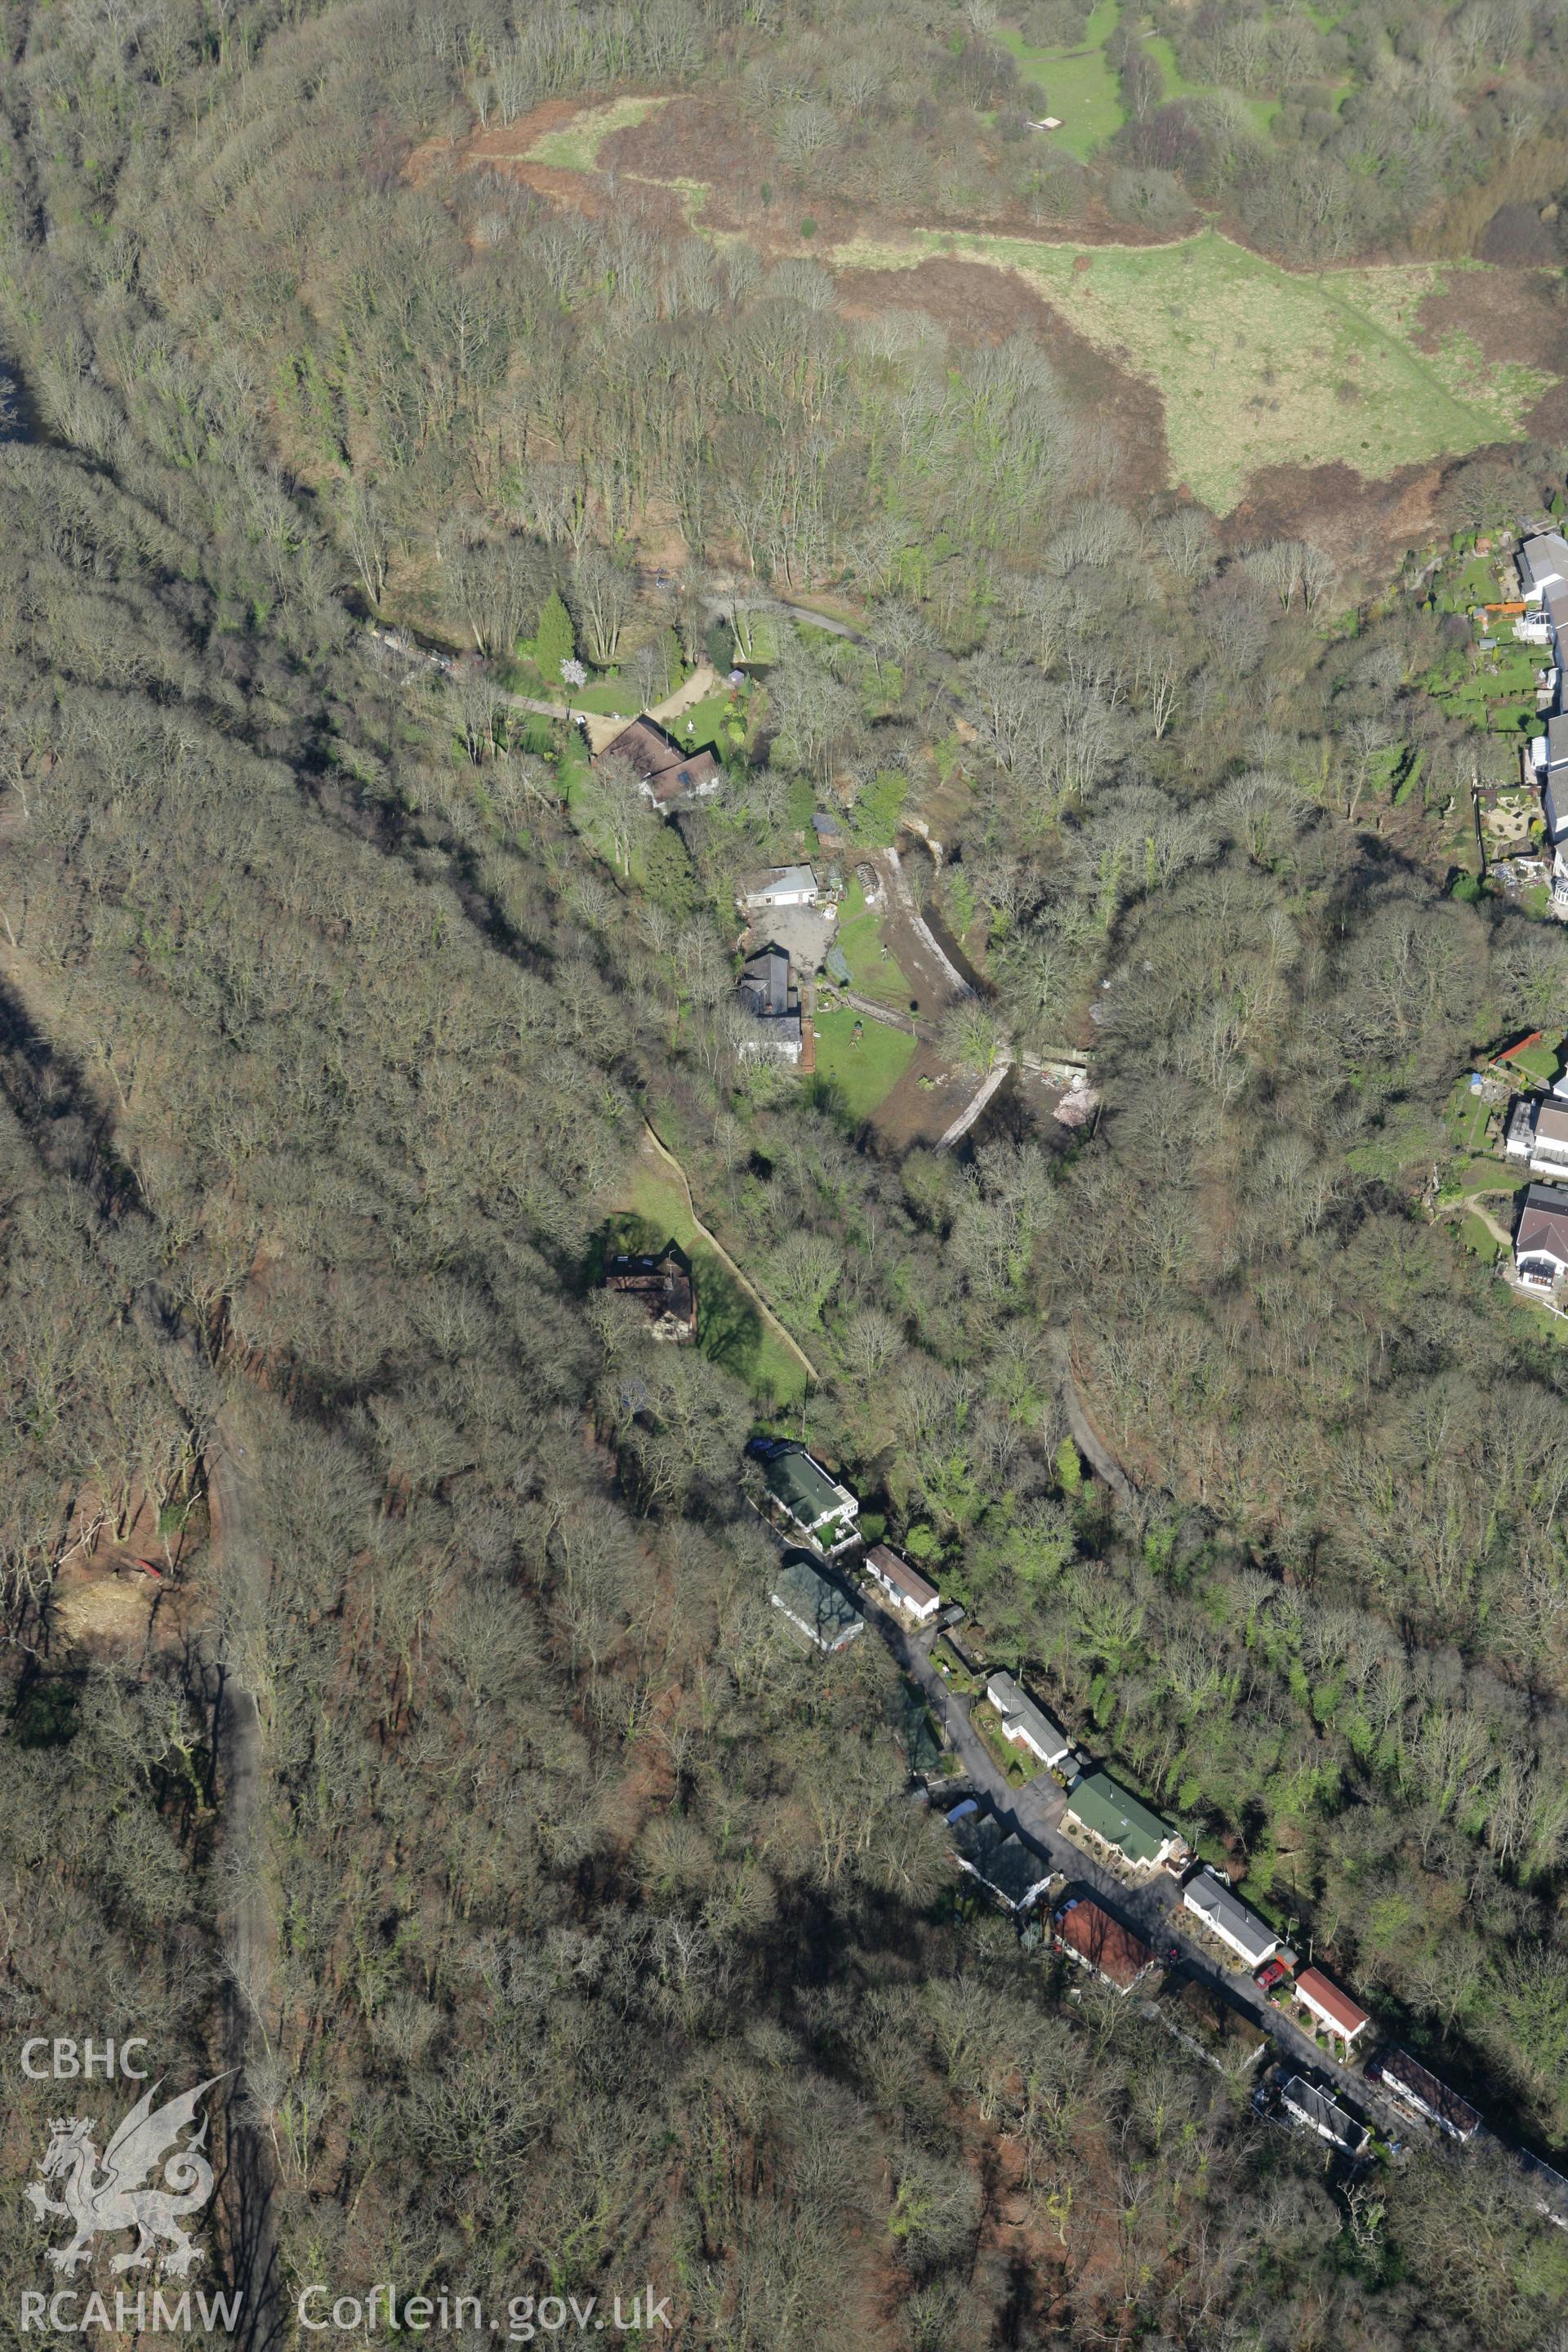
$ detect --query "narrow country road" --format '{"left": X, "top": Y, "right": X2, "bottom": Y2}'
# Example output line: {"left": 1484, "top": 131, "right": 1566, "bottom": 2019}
{"left": 1046, "top": 1328, "right": 1136, "bottom": 1503}
{"left": 862, "top": 1591, "right": 1414, "bottom": 2143}
{"left": 203, "top": 1409, "right": 285, "bottom": 2352}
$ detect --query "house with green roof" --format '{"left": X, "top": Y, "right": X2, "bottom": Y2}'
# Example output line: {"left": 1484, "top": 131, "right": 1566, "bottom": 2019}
{"left": 754, "top": 1441, "right": 861, "bottom": 1557}
{"left": 1064, "top": 1770, "right": 1181, "bottom": 1872}
{"left": 771, "top": 1554, "right": 864, "bottom": 1655}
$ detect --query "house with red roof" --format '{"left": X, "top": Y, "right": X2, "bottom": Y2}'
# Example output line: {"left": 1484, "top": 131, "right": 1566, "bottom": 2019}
{"left": 1294, "top": 1966, "right": 1370, "bottom": 2051}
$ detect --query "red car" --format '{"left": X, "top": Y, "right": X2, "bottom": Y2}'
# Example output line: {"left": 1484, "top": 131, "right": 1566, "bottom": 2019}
{"left": 1254, "top": 1956, "right": 1290, "bottom": 1993}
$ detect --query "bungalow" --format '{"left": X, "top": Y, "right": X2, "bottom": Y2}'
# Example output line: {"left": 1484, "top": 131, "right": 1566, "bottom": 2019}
{"left": 1053, "top": 1895, "right": 1156, "bottom": 1993}
{"left": 1519, "top": 532, "right": 1568, "bottom": 604}
{"left": 1065, "top": 1770, "right": 1180, "bottom": 1871}
{"left": 770, "top": 1553, "right": 864, "bottom": 1655}
{"left": 1294, "top": 1966, "right": 1371, "bottom": 2051}
{"left": 737, "top": 865, "right": 819, "bottom": 914}
{"left": 1182, "top": 1868, "right": 1279, "bottom": 1970}
{"left": 1280, "top": 2076, "right": 1371, "bottom": 2158}
{"left": 752, "top": 1440, "right": 861, "bottom": 1556}
{"left": 947, "top": 1806, "right": 1053, "bottom": 1912}
{"left": 599, "top": 715, "right": 722, "bottom": 810}
{"left": 603, "top": 1241, "right": 697, "bottom": 1342}
{"left": 736, "top": 946, "right": 804, "bottom": 1063}
{"left": 1366, "top": 2047, "right": 1481, "bottom": 2144}
{"left": 1513, "top": 1183, "right": 1568, "bottom": 1292}
{"left": 864, "top": 1544, "right": 941, "bottom": 1623}
{"left": 985, "top": 1672, "right": 1073, "bottom": 1770}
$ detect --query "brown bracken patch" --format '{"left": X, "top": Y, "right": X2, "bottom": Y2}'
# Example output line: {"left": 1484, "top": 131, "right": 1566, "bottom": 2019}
{"left": 1409, "top": 261, "right": 1566, "bottom": 372}
{"left": 1222, "top": 456, "right": 1450, "bottom": 571}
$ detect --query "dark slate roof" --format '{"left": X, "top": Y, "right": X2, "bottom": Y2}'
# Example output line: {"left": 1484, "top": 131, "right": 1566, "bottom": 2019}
{"left": 739, "top": 947, "right": 793, "bottom": 1019}
{"left": 1281, "top": 2077, "right": 1368, "bottom": 2154}
{"left": 1545, "top": 773, "right": 1568, "bottom": 848}
{"left": 599, "top": 716, "right": 721, "bottom": 805}
{"left": 1183, "top": 1869, "right": 1277, "bottom": 1960}
{"left": 986, "top": 1670, "right": 1070, "bottom": 1761}
{"left": 1368, "top": 2047, "right": 1481, "bottom": 2140}
{"left": 949, "top": 1811, "right": 1051, "bottom": 1909}
{"left": 771, "top": 1554, "right": 863, "bottom": 1649}
{"left": 604, "top": 1241, "right": 695, "bottom": 1328}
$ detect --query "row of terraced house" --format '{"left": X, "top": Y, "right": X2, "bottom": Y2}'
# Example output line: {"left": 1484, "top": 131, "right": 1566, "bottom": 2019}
{"left": 743, "top": 1438, "right": 1491, "bottom": 2166}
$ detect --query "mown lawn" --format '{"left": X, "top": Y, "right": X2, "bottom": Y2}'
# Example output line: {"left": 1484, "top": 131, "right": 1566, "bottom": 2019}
{"left": 671, "top": 690, "right": 745, "bottom": 754}
{"left": 826, "top": 227, "right": 1557, "bottom": 510}
{"left": 1432, "top": 635, "right": 1542, "bottom": 737}
{"left": 809, "top": 1005, "right": 916, "bottom": 1124}
{"left": 1461, "top": 1210, "right": 1503, "bottom": 1264}
{"left": 606, "top": 1153, "right": 808, "bottom": 1406}
{"left": 834, "top": 875, "right": 916, "bottom": 1009}
{"left": 1441, "top": 554, "right": 1507, "bottom": 609}
{"left": 1503, "top": 1035, "right": 1565, "bottom": 1085}
{"left": 996, "top": 2, "right": 1126, "bottom": 161}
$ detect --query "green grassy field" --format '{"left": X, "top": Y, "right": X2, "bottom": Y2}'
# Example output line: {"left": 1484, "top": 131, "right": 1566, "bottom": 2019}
{"left": 608, "top": 1154, "right": 808, "bottom": 1406}
{"left": 527, "top": 95, "right": 670, "bottom": 170}
{"left": 810, "top": 1006, "right": 916, "bottom": 1123}
{"left": 834, "top": 876, "right": 916, "bottom": 1009}
{"left": 672, "top": 691, "right": 742, "bottom": 754}
{"left": 1432, "top": 634, "right": 1541, "bottom": 738}
{"left": 1441, "top": 554, "right": 1507, "bottom": 610}
{"left": 826, "top": 226, "right": 1557, "bottom": 510}
{"left": 997, "top": 3, "right": 1126, "bottom": 161}
{"left": 733, "top": 613, "right": 780, "bottom": 665}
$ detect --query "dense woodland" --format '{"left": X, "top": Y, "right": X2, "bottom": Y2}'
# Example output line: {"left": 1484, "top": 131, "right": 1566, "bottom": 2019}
{"left": 2, "top": 0, "right": 1568, "bottom": 2345}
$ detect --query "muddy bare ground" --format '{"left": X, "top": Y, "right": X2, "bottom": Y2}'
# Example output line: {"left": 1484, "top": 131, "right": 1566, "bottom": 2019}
{"left": 870, "top": 1040, "right": 973, "bottom": 1150}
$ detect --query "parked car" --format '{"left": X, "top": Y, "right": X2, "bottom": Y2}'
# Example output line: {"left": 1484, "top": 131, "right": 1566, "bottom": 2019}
{"left": 1254, "top": 1956, "right": 1290, "bottom": 1993}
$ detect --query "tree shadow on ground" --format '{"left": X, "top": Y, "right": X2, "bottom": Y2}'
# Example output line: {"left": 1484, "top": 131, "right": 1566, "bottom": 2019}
{"left": 596, "top": 1214, "right": 773, "bottom": 1397}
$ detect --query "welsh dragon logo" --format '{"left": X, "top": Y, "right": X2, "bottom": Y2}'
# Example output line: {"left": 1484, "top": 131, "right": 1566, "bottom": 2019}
{"left": 24, "top": 2076, "right": 225, "bottom": 2278}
